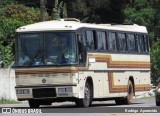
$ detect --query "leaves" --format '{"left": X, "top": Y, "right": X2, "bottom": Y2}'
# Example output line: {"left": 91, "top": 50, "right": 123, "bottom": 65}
{"left": 123, "top": 0, "right": 160, "bottom": 85}
{"left": 52, "top": 0, "right": 67, "bottom": 20}
{"left": 0, "top": 19, "right": 25, "bottom": 67}
{"left": 124, "top": 6, "right": 155, "bottom": 29}
{"left": 150, "top": 40, "right": 160, "bottom": 84}
{"left": 0, "top": 3, "right": 49, "bottom": 67}
{"left": 3, "top": 4, "right": 43, "bottom": 24}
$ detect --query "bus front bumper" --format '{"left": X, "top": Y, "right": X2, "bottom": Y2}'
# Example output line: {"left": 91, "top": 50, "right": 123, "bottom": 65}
{"left": 15, "top": 84, "right": 78, "bottom": 100}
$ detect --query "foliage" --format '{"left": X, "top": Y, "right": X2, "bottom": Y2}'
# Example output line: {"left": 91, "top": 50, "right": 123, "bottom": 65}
{"left": 52, "top": 0, "right": 67, "bottom": 20}
{"left": 52, "top": 0, "right": 61, "bottom": 20}
{"left": 0, "top": 97, "right": 20, "bottom": 104}
{"left": 70, "top": 0, "right": 110, "bottom": 23}
{"left": 0, "top": 0, "right": 15, "bottom": 6}
{"left": 3, "top": 4, "right": 44, "bottom": 24}
{"left": 0, "top": 3, "right": 49, "bottom": 67}
{"left": 16, "top": 0, "right": 124, "bottom": 23}
{"left": 0, "top": 19, "right": 25, "bottom": 67}
{"left": 62, "top": 3, "right": 67, "bottom": 18}
{"left": 150, "top": 40, "right": 160, "bottom": 85}
{"left": 15, "top": 0, "right": 40, "bottom": 7}
{"left": 123, "top": 0, "right": 159, "bottom": 84}
{"left": 0, "top": 0, "right": 15, "bottom": 20}
{"left": 123, "top": 2, "right": 155, "bottom": 33}
{"left": 0, "top": 0, "right": 160, "bottom": 85}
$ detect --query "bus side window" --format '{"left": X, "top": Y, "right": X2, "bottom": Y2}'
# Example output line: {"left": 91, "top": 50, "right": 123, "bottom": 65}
{"left": 137, "top": 34, "right": 145, "bottom": 53}
{"left": 97, "top": 31, "right": 106, "bottom": 50}
{"left": 144, "top": 35, "right": 149, "bottom": 53}
{"left": 77, "top": 34, "right": 86, "bottom": 64}
{"left": 117, "top": 33, "right": 127, "bottom": 52}
{"left": 86, "top": 30, "right": 95, "bottom": 50}
{"left": 127, "top": 34, "right": 136, "bottom": 52}
{"left": 108, "top": 32, "right": 117, "bottom": 52}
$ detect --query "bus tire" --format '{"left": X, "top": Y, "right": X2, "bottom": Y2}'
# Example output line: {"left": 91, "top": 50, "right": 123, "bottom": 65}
{"left": 124, "top": 80, "right": 133, "bottom": 104}
{"left": 75, "top": 82, "right": 91, "bottom": 108}
{"left": 28, "top": 100, "right": 40, "bottom": 108}
{"left": 115, "top": 98, "right": 123, "bottom": 105}
{"left": 156, "top": 101, "right": 160, "bottom": 106}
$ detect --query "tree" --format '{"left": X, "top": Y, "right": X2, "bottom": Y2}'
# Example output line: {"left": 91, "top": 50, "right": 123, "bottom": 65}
{"left": 52, "top": 0, "right": 67, "bottom": 20}
{"left": 70, "top": 0, "right": 124, "bottom": 23}
{"left": 15, "top": 0, "right": 40, "bottom": 7}
{"left": 15, "top": 0, "right": 124, "bottom": 24}
{"left": 62, "top": 3, "right": 67, "bottom": 18}
{"left": 0, "top": 0, "right": 15, "bottom": 6}
{"left": 3, "top": 4, "right": 49, "bottom": 24}
{"left": 0, "top": 3, "right": 49, "bottom": 67}
{"left": 152, "top": 0, "right": 160, "bottom": 40}
{"left": 0, "top": 19, "right": 25, "bottom": 67}
{"left": 150, "top": 40, "right": 160, "bottom": 85}
{"left": 123, "top": 0, "right": 155, "bottom": 33}
{"left": 123, "top": 0, "right": 160, "bottom": 85}
{"left": 52, "top": 0, "right": 61, "bottom": 20}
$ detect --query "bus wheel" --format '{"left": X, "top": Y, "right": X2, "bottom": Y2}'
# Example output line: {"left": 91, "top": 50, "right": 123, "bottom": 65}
{"left": 115, "top": 98, "right": 123, "bottom": 105}
{"left": 75, "top": 82, "right": 91, "bottom": 108}
{"left": 156, "top": 101, "right": 160, "bottom": 106}
{"left": 124, "top": 80, "right": 133, "bottom": 104}
{"left": 28, "top": 100, "right": 40, "bottom": 108}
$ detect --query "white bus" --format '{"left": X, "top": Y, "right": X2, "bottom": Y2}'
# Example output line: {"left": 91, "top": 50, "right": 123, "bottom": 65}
{"left": 15, "top": 19, "right": 151, "bottom": 108}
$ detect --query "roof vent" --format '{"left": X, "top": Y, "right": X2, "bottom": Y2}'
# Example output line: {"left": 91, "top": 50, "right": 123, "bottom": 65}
{"left": 60, "top": 18, "right": 80, "bottom": 22}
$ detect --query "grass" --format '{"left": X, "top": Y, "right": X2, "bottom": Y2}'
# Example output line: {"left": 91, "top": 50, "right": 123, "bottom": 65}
{"left": 0, "top": 98, "right": 21, "bottom": 104}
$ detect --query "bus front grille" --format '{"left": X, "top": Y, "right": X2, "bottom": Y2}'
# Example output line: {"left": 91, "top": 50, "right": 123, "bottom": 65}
{"left": 32, "top": 88, "right": 56, "bottom": 98}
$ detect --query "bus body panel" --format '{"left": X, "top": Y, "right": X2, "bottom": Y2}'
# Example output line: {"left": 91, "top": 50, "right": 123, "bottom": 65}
{"left": 14, "top": 20, "right": 151, "bottom": 107}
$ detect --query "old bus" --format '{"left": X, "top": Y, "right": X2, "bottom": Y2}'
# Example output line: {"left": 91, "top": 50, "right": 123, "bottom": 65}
{"left": 15, "top": 19, "right": 151, "bottom": 108}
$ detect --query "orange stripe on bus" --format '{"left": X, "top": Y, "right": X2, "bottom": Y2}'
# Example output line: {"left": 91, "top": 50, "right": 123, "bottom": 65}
{"left": 108, "top": 72, "right": 150, "bottom": 93}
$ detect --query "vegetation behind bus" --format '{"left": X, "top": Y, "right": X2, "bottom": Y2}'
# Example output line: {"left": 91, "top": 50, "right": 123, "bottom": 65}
{"left": 1, "top": 0, "right": 160, "bottom": 85}
{"left": 0, "top": 2, "right": 49, "bottom": 67}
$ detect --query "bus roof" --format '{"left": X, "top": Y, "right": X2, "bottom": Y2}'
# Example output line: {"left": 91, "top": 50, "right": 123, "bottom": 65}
{"left": 16, "top": 20, "right": 147, "bottom": 33}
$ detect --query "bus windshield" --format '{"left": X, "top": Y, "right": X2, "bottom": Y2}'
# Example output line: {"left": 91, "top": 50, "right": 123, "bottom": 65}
{"left": 15, "top": 32, "right": 77, "bottom": 67}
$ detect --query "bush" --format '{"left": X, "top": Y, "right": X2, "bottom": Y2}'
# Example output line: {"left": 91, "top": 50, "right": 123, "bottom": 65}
{"left": 0, "top": 3, "right": 49, "bottom": 67}
{"left": 150, "top": 40, "right": 160, "bottom": 85}
{"left": 3, "top": 4, "right": 41, "bottom": 24}
{"left": 0, "top": 19, "right": 25, "bottom": 67}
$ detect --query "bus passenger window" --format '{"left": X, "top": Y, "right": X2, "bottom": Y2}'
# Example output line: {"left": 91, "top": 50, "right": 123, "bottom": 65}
{"left": 102, "top": 32, "right": 107, "bottom": 50}
{"left": 97, "top": 31, "right": 106, "bottom": 50}
{"left": 77, "top": 34, "right": 86, "bottom": 64}
{"left": 108, "top": 32, "right": 117, "bottom": 52}
{"left": 127, "top": 34, "right": 136, "bottom": 52}
{"left": 117, "top": 33, "right": 127, "bottom": 52}
{"left": 144, "top": 35, "right": 149, "bottom": 52}
{"left": 137, "top": 35, "right": 145, "bottom": 53}
{"left": 78, "top": 35, "right": 83, "bottom": 54}
{"left": 86, "top": 30, "right": 95, "bottom": 50}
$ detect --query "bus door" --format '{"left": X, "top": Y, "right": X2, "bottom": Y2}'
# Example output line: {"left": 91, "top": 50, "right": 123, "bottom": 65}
{"left": 77, "top": 33, "right": 86, "bottom": 81}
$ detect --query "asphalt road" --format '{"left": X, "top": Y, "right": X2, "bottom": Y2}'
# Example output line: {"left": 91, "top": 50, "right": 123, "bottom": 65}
{"left": 0, "top": 97, "right": 160, "bottom": 116}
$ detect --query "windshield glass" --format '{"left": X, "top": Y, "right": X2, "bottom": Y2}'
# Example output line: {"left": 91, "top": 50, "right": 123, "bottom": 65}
{"left": 15, "top": 32, "right": 77, "bottom": 66}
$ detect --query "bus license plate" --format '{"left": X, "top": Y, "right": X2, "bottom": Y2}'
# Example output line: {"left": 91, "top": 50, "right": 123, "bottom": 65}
{"left": 16, "top": 89, "right": 30, "bottom": 94}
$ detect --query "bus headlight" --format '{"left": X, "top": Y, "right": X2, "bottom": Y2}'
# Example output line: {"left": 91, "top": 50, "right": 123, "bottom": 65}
{"left": 66, "top": 87, "right": 72, "bottom": 92}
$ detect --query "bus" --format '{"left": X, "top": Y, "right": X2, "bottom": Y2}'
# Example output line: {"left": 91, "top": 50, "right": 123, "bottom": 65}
{"left": 15, "top": 19, "right": 151, "bottom": 108}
